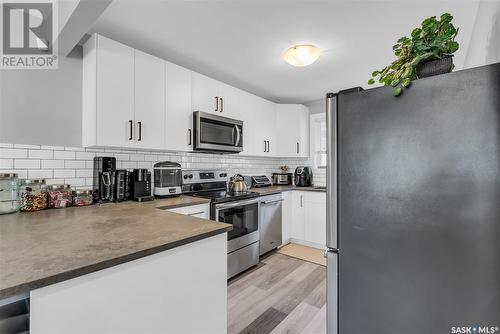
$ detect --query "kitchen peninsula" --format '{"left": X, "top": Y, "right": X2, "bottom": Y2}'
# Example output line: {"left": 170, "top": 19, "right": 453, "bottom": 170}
{"left": 0, "top": 198, "right": 231, "bottom": 333}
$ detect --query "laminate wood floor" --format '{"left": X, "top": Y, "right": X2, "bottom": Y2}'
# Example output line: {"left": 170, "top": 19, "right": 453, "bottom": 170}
{"left": 228, "top": 252, "right": 326, "bottom": 334}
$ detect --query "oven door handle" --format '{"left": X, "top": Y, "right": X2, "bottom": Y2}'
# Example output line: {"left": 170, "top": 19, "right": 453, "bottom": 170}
{"left": 215, "top": 198, "right": 260, "bottom": 210}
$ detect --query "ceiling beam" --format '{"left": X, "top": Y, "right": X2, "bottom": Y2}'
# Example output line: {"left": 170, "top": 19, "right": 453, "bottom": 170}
{"left": 56, "top": 0, "right": 112, "bottom": 57}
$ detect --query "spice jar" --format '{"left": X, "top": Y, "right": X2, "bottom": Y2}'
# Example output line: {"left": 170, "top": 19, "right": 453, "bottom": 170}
{"left": 0, "top": 173, "right": 20, "bottom": 214}
{"left": 47, "top": 184, "right": 72, "bottom": 208}
{"left": 20, "top": 179, "right": 47, "bottom": 212}
{"left": 71, "top": 189, "right": 93, "bottom": 206}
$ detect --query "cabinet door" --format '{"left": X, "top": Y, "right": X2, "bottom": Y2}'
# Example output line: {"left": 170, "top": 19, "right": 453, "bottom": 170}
{"left": 276, "top": 104, "right": 300, "bottom": 157}
{"left": 304, "top": 192, "right": 326, "bottom": 247}
{"left": 218, "top": 83, "right": 242, "bottom": 119}
{"left": 165, "top": 62, "right": 193, "bottom": 152}
{"left": 134, "top": 50, "right": 165, "bottom": 150}
{"left": 192, "top": 73, "right": 219, "bottom": 113}
{"left": 281, "top": 191, "right": 293, "bottom": 244}
{"left": 96, "top": 35, "right": 135, "bottom": 147}
{"left": 297, "top": 105, "right": 310, "bottom": 158}
{"left": 263, "top": 100, "right": 277, "bottom": 156}
{"left": 291, "top": 191, "right": 306, "bottom": 240}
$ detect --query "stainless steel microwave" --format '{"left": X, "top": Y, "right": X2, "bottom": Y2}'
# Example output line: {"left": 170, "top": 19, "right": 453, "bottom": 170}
{"left": 193, "top": 111, "right": 243, "bottom": 153}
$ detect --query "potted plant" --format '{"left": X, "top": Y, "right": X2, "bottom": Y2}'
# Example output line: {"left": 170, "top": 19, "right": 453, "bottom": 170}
{"left": 368, "top": 13, "right": 459, "bottom": 96}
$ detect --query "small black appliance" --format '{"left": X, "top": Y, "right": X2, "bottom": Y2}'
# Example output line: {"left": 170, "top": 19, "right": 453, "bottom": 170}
{"left": 131, "top": 169, "right": 153, "bottom": 202}
{"left": 294, "top": 166, "right": 312, "bottom": 187}
{"left": 93, "top": 157, "right": 116, "bottom": 202}
{"left": 115, "top": 169, "right": 129, "bottom": 202}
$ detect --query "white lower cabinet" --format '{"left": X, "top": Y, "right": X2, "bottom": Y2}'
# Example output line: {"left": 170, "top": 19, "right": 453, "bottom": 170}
{"left": 283, "top": 191, "right": 326, "bottom": 249}
{"left": 166, "top": 203, "right": 210, "bottom": 220}
{"left": 30, "top": 234, "right": 227, "bottom": 334}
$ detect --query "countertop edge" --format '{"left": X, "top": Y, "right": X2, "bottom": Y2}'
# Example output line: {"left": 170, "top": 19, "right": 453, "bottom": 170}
{"left": 0, "top": 225, "right": 231, "bottom": 299}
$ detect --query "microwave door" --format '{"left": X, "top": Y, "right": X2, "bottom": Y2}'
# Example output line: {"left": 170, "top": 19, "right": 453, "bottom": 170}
{"left": 194, "top": 111, "right": 243, "bottom": 153}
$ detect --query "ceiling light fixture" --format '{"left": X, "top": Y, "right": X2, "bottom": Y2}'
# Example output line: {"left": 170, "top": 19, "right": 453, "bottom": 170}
{"left": 282, "top": 44, "right": 321, "bottom": 67}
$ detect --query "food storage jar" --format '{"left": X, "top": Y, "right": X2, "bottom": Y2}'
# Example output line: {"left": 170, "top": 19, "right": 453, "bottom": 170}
{"left": 0, "top": 173, "right": 20, "bottom": 214}
{"left": 19, "top": 179, "right": 47, "bottom": 212}
{"left": 47, "top": 184, "right": 72, "bottom": 208}
{"left": 71, "top": 189, "right": 93, "bottom": 207}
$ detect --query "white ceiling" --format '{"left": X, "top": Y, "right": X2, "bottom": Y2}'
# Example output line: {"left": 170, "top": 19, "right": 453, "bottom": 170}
{"left": 90, "top": 0, "right": 480, "bottom": 104}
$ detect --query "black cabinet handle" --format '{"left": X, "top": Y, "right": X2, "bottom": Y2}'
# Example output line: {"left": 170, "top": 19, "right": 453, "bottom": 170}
{"left": 264, "top": 140, "right": 267, "bottom": 152}
{"left": 129, "top": 120, "right": 133, "bottom": 140}
{"left": 220, "top": 97, "right": 223, "bottom": 112}
{"left": 297, "top": 142, "right": 299, "bottom": 154}
{"left": 187, "top": 129, "right": 192, "bottom": 145}
{"left": 215, "top": 96, "right": 219, "bottom": 112}
{"left": 267, "top": 140, "right": 270, "bottom": 153}
{"left": 137, "top": 121, "right": 142, "bottom": 141}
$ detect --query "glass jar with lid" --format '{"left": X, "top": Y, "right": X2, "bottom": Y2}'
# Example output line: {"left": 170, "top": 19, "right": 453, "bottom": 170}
{"left": 47, "top": 184, "right": 72, "bottom": 208}
{"left": 71, "top": 189, "right": 93, "bottom": 207}
{"left": 0, "top": 173, "right": 20, "bottom": 214}
{"left": 20, "top": 179, "right": 48, "bottom": 212}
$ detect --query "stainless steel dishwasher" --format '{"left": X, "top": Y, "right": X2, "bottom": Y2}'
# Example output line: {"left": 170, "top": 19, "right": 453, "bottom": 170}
{"left": 259, "top": 193, "right": 283, "bottom": 255}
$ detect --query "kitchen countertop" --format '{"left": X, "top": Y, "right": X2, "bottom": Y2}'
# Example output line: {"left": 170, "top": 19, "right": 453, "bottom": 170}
{"left": 0, "top": 197, "right": 230, "bottom": 299}
{"left": 251, "top": 185, "right": 327, "bottom": 195}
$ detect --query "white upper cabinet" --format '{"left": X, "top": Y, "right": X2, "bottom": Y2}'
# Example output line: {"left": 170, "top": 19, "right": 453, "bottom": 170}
{"left": 192, "top": 73, "right": 220, "bottom": 114}
{"left": 134, "top": 50, "right": 166, "bottom": 150}
{"left": 165, "top": 61, "right": 193, "bottom": 152}
{"left": 83, "top": 34, "right": 166, "bottom": 149}
{"left": 83, "top": 34, "right": 135, "bottom": 148}
{"left": 192, "top": 73, "right": 241, "bottom": 119}
{"left": 83, "top": 34, "right": 309, "bottom": 158}
{"left": 242, "top": 95, "right": 277, "bottom": 157}
{"left": 276, "top": 104, "right": 309, "bottom": 158}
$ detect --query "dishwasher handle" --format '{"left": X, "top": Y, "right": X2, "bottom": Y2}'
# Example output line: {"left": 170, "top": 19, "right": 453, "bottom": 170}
{"left": 261, "top": 199, "right": 283, "bottom": 205}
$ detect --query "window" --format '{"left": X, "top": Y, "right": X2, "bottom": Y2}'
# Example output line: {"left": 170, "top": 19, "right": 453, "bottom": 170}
{"left": 311, "top": 113, "right": 327, "bottom": 169}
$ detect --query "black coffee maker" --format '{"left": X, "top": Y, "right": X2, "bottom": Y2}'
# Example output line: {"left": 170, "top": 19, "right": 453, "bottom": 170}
{"left": 294, "top": 166, "right": 313, "bottom": 187}
{"left": 93, "top": 157, "right": 116, "bottom": 202}
{"left": 131, "top": 169, "right": 153, "bottom": 202}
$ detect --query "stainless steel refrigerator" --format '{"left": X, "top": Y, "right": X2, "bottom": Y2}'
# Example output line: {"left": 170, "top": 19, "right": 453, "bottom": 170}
{"left": 325, "top": 63, "right": 500, "bottom": 334}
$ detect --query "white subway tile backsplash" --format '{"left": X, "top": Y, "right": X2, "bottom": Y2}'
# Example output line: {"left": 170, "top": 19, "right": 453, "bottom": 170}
{"left": 2, "top": 142, "right": 310, "bottom": 188}
{"left": 76, "top": 151, "right": 95, "bottom": 160}
{"left": 28, "top": 149, "right": 53, "bottom": 159}
{"left": 0, "top": 148, "right": 28, "bottom": 159}
{"left": 130, "top": 154, "right": 145, "bottom": 161}
{"left": 65, "top": 178, "right": 86, "bottom": 187}
{"left": 0, "top": 159, "right": 13, "bottom": 169}
{"left": 28, "top": 169, "right": 54, "bottom": 179}
{"left": 54, "top": 150, "right": 75, "bottom": 160}
{"left": 41, "top": 145, "right": 65, "bottom": 150}
{"left": 65, "top": 160, "right": 86, "bottom": 169}
{"left": 41, "top": 159, "right": 65, "bottom": 168}
{"left": 15, "top": 144, "right": 41, "bottom": 149}
{"left": 15, "top": 159, "right": 40, "bottom": 169}
{"left": 114, "top": 153, "right": 130, "bottom": 161}
{"left": 54, "top": 169, "right": 75, "bottom": 178}
{"left": 76, "top": 169, "right": 93, "bottom": 177}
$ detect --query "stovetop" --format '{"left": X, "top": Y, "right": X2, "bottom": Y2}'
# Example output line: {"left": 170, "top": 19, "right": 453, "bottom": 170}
{"left": 190, "top": 190, "right": 260, "bottom": 204}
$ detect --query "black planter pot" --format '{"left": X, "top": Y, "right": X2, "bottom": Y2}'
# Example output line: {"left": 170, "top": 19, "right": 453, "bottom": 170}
{"left": 416, "top": 56, "right": 454, "bottom": 79}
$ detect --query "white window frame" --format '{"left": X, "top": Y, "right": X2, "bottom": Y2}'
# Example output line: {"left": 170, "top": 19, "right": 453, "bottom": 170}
{"left": 309, "top": 113, "right": 327, "bottom": 170}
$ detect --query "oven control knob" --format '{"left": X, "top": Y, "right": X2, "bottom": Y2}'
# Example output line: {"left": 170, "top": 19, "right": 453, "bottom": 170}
{"left": 183, "top": 175, "right": 188, "bottom": 179}
{"left": 189, "top": 174, "right": 193, "bottom": 179}
{"left": 220, "top": 173, "right": 226, "bottom": 177}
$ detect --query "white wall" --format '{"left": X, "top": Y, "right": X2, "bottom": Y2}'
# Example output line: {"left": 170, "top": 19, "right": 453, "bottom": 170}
{"left": 306, "top": 98, "right": 325, "bottom": 115}
{"left": 0, "top": 56, "right": 83, "bottom": 147}
{"left": 464, "top": 0, "right": 500, "bottom": 68}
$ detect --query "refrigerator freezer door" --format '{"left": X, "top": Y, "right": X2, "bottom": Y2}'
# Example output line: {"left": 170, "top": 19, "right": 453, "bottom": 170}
{"left": 326, "top": 251, "right": 338, "bottom": 334}
{"left": 326, "top": 93, "right": 337, "bottom": 249}
{"left": 338, "top": 64, "right": 500, "bottom": 333}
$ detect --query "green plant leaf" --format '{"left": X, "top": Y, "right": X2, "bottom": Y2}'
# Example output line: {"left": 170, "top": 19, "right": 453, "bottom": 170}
{"left": 392, "top": 87, "right": 402, "bottom": 96}
{"left": 401, "top": 78, "right": 411, "bottom": 87}
{"left": 368, "top": 78, "right": 375, "bottom": 85}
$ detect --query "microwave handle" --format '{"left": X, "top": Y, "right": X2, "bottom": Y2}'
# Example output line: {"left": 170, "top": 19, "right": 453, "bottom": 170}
{"left": 234, "top": 125, "right": 241, "bottom": 146}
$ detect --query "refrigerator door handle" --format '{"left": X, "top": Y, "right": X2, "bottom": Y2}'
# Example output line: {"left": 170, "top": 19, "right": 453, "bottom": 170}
{"left": 326, "top": 93, "right": 338, "bottom": 249}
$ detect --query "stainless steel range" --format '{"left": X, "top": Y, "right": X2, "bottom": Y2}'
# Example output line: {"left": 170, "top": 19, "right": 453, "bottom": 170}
{"left": 182, "top": 170, "right": 260, "bottom": 279}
